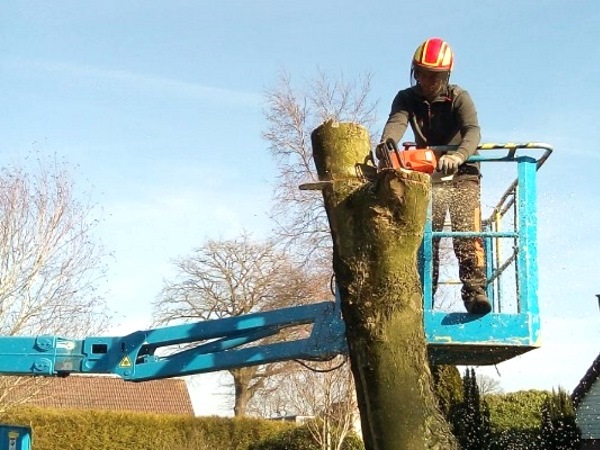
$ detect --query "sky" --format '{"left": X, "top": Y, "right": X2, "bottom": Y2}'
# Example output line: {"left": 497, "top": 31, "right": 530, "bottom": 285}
{"left": 1, "top": 1, "right": 599, "bottom": 416}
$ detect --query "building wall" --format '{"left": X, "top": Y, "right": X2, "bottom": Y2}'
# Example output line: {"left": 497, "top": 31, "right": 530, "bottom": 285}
{"left": 577, "top": 380, "right": 600, "bottom": 440}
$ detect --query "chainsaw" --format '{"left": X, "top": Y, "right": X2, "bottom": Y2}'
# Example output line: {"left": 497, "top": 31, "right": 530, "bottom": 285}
{"left": 302, "top": 139, "right": 439, "bottom": 190}
{"left": 375, "top": 138, "right": 437, "bottom": 174}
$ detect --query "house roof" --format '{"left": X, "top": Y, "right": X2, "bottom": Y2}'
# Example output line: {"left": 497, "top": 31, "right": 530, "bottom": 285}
{"left": 2, "top": 375, "right": 194, "bottom": 416}
{"left": 572, "top": 352, "right": 600, "bottom": 407}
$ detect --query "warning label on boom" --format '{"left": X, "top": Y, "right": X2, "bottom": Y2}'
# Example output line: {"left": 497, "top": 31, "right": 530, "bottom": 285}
{"left": 119, "top": 356, "right": 132, "bottom": 368}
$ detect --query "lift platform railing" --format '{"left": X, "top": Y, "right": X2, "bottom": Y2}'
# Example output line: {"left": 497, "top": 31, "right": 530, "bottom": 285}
{"left": 421, "top": 143, "right": 553, "bottom": 365}
{"left": 480, "top": 144, "right": 551, "bottom": 313}
{"left": 421, "top": 143, "right": 552, "bottom": 314}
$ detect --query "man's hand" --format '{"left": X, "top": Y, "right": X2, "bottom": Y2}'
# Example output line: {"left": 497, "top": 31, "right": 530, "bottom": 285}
{"left": 437, "top": 153, "right": 465, "bottom": 175}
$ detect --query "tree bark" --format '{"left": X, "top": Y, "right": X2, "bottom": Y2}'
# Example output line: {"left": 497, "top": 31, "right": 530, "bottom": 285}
{"left": 311, "top": 120, "right": 459, "bottom": 450}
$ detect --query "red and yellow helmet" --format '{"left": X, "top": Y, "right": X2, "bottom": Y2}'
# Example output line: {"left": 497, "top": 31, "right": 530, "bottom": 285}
{"left": 412, "top": 38, "right": 454, "bottom": 73}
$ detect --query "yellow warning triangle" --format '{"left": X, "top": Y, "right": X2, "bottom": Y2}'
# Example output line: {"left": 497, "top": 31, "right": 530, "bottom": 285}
{"left": 119, "top": 356, "right": 132, "bottom": 368}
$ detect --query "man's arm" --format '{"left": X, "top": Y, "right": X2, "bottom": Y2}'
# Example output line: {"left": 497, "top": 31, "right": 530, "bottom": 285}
{"left": 454, "top": 89, "right": 481, "bottom": 161}
{"left": 381, "top": 90, "right": 410, "bottom": 144}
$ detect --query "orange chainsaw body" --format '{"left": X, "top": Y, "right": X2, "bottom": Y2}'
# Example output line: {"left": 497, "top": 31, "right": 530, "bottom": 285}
{"left": 378, "top": 139, "right": 438, "bottom": 174}
{"left": 386, "top": 148, "right": 437, "bottom": 174}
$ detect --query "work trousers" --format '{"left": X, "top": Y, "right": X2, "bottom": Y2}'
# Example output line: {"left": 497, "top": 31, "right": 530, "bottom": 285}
{"left": 431, "top": 178, "right": 486, "bottom": 301}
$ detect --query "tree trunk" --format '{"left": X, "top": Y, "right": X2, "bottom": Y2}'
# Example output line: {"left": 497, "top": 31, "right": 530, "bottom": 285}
{"left": 232, "top": 367, "right": 255, "bottom": 417}
{"left": 311, "top": 120, "right": 459, "bottom": 450}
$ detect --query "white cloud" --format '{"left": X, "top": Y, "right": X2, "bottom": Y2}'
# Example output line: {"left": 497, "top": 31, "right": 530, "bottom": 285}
{"left": 3, "top": 57, "right": 262, "bottom": 107}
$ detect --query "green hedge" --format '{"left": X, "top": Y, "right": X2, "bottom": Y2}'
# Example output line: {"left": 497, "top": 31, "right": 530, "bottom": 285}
{"left": 485, "top": 390, "right": 552, "bottom": 431}
{"left": 249, "top": 425, "right": 364, "bottom": 450}
{"left": 0, "top": 407, "right": 293, "bottom": 450}
{"left": 2, "top": 391, "right": 557, "bottom": 450}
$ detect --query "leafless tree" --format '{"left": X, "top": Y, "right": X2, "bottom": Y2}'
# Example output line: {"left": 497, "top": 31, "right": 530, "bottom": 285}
{"left": 261, "top": 71, "right": 377, "bottom": 443}
{"left": 0, "top": 156, "right": 109, "bottom": 412}
{"left": 152, "top": 233, "right": 331, "bottom": 416}
{"left": 249, "top": 356, "right": 357, "bottom": 450}
{"left": 477, "top": 373, "right": 503, "bottom": 395}
{"left": 263, "top": 70, "right": 378, "bottom": 266}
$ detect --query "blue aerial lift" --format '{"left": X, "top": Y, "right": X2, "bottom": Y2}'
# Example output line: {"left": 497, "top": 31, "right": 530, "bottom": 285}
{"left": 0, "top": 143, "right": 552, "bottom": 382}
{"left": 0, "top": 425, "right": 31, "bottom": 450}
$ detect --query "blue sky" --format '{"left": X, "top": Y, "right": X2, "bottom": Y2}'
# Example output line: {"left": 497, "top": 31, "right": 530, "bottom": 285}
{"left": 2, "top": 1, "right": 599, "bottom": 415}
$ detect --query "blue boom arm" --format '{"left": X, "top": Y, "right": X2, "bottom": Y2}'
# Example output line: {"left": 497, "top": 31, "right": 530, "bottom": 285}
{"left": 0, "top": 301, "right": 347, "bottom": 381}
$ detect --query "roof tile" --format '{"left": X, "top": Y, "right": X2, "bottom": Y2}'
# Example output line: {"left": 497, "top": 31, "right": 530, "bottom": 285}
{"left": 2, "top": 375, "right": 194, "bottom": 416}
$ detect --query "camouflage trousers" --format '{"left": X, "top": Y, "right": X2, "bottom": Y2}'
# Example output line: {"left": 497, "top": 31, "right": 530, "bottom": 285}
{"left": 431, "top": 178, "right": 486, "bottom": 301}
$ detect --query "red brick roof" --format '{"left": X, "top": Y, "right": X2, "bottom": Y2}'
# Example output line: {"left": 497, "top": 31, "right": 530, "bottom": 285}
{"left": 3, "top": 375, "right": 194, "bottom": 416}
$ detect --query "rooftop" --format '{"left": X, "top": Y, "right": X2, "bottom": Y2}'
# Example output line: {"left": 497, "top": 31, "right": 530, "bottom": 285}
{"left": 1, "top": 375, "right": 194, "bottom": 416}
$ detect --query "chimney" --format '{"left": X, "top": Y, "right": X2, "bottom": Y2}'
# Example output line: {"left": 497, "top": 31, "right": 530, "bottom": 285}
{"left": 597, "top": 294, "right": 600, "bottom": 311}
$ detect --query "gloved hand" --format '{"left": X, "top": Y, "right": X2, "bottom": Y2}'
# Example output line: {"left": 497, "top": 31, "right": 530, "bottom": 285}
{"left": 437, "top": 153, "right": 465, "bottom": 175}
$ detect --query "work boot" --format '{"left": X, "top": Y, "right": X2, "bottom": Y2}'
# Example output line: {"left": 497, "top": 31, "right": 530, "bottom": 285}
{"left": 464, "top": 293, "right": 492, "bottom": 315}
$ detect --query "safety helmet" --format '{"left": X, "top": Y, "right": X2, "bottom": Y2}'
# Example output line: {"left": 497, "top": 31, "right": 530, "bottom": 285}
{"left": 410, "top": 38, "right": 453, "bottom": 98}
{"left": 412, "top": 37, "right": 454, "bottom": 73}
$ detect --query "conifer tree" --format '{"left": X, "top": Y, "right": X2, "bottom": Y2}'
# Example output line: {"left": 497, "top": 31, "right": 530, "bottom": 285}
{"left": 431, "top": 365, "right": 463, "bottom": 420}
{"left": 539, "top": 388, "right": 581, "bottom": 450}
{"left": 451, "top": 368, "right": 492, "bottom": 450}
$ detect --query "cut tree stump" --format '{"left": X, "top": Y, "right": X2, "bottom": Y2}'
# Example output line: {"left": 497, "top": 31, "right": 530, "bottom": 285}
{"left": 311, "top": 120, "right": 459, "bottom": 450}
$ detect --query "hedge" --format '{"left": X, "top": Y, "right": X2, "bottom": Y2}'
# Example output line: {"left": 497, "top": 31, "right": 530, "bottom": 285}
{"left": 0, "top": 407, "right": 292, "bottom": 450}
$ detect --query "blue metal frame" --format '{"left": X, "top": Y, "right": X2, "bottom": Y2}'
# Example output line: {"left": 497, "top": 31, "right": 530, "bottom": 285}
{"left": 0, "top": 425, "right": 31, "bottom": 450}
{"left": 0, "top": 302, "right": 346, "bottom": 381}
{"left": 0, "top": 143, "right": 552, "bottom": 379}
{"left": 422, "top": 143, "right": 552, "bottom": 365}
{"left": 0, "top": 301, "right": 347, "bottom": 381}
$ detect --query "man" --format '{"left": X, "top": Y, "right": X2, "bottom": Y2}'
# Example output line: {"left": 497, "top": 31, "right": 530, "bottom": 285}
{"left": 380, "top": 37, "right": 491, "bottom": 314}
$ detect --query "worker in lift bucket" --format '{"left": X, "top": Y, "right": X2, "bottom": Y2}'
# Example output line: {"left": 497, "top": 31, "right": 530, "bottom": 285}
{"left": 379, "top": 37, "right": 491, "bottom": 315}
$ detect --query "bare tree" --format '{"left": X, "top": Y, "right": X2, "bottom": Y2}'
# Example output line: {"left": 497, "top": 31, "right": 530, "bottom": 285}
{"left": 0, "top": 159, "right": 109, "bottom": 337}
{"left": 477, "top": 373, "right": 503, "bottom": 395}
{"left": 152, "top": 233, "right": 331, "bottom": 416}
{"left": 249, "top": 356, "right": 358, "bottom": 450}
{"left": 0, "top": 156, "right": 109, "bottom": 412}
{"left": 263, "top": 70, "right": 378, "bottom": 266}
{"left": 261, "top": 71, "right": 377, "bottom": 444}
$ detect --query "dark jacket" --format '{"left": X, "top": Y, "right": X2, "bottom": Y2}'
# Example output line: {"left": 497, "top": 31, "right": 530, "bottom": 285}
{"left": 381, "top": 84, "right": 481, "bottom": 179}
